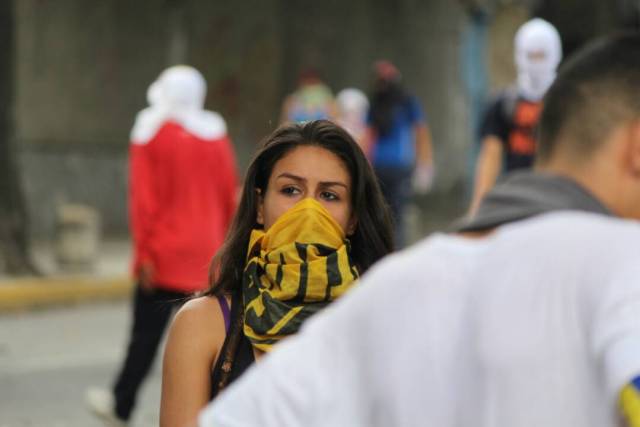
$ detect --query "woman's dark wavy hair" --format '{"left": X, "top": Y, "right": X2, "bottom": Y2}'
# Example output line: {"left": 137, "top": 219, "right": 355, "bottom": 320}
{"left": 206, "top": 120, "right": 394, "bottom": 296}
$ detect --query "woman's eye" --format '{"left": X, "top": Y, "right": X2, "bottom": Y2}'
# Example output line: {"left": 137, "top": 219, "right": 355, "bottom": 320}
{"left": 321, "top": 191, "right": 339, "bottom": 201}
{"left": 281, "top": 186, "right": 300, "bottom": 196}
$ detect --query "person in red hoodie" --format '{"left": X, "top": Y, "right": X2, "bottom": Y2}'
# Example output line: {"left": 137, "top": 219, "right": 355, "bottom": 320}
{"left": 86, "top": 65, "right": 238, "bottom": 426}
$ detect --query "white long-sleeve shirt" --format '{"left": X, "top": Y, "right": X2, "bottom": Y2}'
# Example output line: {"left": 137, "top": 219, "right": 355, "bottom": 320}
{"left": 200, "top": 212, "right": 640, "bottom": 427}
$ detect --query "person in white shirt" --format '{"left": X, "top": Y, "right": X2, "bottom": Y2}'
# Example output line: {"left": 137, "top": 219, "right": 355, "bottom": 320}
{"left": 199, "top": 33, "right": 640, "bottom": 427}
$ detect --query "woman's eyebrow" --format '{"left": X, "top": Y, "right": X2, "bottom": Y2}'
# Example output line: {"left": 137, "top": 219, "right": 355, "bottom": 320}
{"left": 319, "top": 181, "right": 348, "bottom": 189}
{"left": 276, "top": 172, "right": 306, "bottom": 182}
{"left": 276, "top": 173, "right": 348, "bottom": 189}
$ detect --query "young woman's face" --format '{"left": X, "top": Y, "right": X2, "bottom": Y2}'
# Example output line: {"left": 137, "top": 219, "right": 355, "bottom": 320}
{"left": 257, "top": 145, "right": 356, "bottom": 235}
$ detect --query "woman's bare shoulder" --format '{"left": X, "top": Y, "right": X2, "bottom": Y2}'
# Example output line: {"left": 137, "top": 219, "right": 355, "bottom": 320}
{"left": 168, "top": 295, "right": 227, "bottom": 352}
{"left": 178, "top": 295, "right": 223, "bottom": 318}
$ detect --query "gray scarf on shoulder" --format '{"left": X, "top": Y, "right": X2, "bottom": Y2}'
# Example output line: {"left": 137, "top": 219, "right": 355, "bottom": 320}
{"left": 455, "top": 171, "right": 612, "bottom": 232}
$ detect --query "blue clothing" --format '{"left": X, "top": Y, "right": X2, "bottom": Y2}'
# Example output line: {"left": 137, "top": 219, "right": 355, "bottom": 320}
{"left": 368, "top": 96, "right": 425, "bottom": 168}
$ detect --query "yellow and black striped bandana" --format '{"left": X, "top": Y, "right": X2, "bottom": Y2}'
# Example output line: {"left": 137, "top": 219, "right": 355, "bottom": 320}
{"left": 243, "top": 198, "right": 359, "bottom": 352}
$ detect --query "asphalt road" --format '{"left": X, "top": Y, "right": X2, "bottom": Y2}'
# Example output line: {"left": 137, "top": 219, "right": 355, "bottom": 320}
{"left": 0, "top": 301, "right": 163, "bottom": 427}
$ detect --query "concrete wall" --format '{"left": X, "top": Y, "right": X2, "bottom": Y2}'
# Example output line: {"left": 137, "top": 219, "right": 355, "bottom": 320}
{"left": 15, "top": 1, "right": 171, "bottom": 237}
{"left": 185, "top": 0, "right": 284, "bottom": 167}
{"left": 14, "top": 0, "right": 471, "bottom": 238}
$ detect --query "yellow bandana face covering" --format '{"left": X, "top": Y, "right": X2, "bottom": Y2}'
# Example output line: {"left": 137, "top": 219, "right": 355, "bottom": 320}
{"left": 243, "top": 198, "right": 359, "bottom": 352}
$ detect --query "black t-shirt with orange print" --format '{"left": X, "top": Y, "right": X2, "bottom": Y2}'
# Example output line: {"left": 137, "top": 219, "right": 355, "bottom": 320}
{"left": 479, "top": 90, "right": 543, "bottom": 172}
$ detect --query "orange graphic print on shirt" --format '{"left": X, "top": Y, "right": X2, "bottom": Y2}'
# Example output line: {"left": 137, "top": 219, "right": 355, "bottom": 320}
{"left": 508, "top": 101, "right": 542, "bottom": 156}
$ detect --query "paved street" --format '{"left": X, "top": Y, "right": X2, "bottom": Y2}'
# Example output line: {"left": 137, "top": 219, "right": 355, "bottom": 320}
{"left": 0, "top": 301, "right": 163, "bottom": 427}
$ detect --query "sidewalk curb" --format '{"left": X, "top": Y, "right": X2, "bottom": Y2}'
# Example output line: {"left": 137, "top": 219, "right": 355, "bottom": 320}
{"left": 0, "top": 276, "right": 133, "bottom": 312}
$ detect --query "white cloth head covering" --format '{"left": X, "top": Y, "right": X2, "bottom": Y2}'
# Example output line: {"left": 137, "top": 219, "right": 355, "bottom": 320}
{"left": 160, "top": 65, "right": 207, "bottom": 111}
{"left": 130, "top": 65, "right": 227, "bottom": 144}
{"left": 514, "top": 18, "right": 562, "bottom": 101}
{"left": 337, "top": 88, "right": 369, "bottom": 115}
{"left": 146, "top": 80, "right": 163, "bottom": 107}
{"left": 336, "top": 88, "right": 369, "bottom": 143}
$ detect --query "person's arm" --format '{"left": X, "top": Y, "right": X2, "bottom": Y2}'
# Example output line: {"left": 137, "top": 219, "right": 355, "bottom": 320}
{"left": 468, "top": 94, "right": 510, "bottom": 215}
{"left": 407, "top": 97, "right": 434, "bottom": 193}
{"left": 468, "top": 135, "right": 503, "bottom": 215}
{"left": 590, "top": 247, "right": 640, "bottom": 427}
{"left": 413, "top": 122, "right": 435, "bottom": 194}
{"left": 197, "top": 249, "right": 419, "bottom": 427}
{"left": 415, "top": 122, "right": 433, "bottom": 168}
{"left": 198, "top": 307, "right": 364, "bottom": 427}
{"left": 129, "top": 142, "right": 157, "bottom": 289}
{"left": 161, "top": 297, "right": 226, "bottom": 427}
{"left": 197, "top": 265, "right": 401, "bottom": 427}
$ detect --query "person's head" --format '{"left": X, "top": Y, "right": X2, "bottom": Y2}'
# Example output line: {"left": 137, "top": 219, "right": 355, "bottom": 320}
{"left": 146, "top": 79, "right": 163, "bottom": 107}
{"left": 369, "top": 60, "right": 406, "bottom": 136}
{"left": 157, "top": 65, "right": 207, "bottom": 111}
{"left": 371, "top": 60, "right": 403, "bottom": 95}
{"left": 536, "top": 32, "right": 640, "bottom": 219}
{"left": 336, "top": 88, "right": 369, "bottom": 118}
{"left": 208, "top": 120, "right": 394, "bottom": 295}
{"left": 514, "top": 18, "right": 562, "bottom": 101}
{"left": 297, "top": 67, "right": 322, "bottom": 87}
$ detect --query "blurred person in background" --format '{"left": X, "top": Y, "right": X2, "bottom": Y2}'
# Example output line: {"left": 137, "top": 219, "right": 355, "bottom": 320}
{"left": 336, "top": 87, "right": 369, "bottom": 154}
{"left": 366, "top": 60, "right": 434, "bottom": 247}
{"left": 159, "top": 120, "right": 394, "bottom": 427}
{"left": 86, "top": 65, "right": 238, "bottom": 426}
{"left": 469, "top": 18, "right": 561, "bottom": 214}
{"left": 198, "top": 33, "right": 640, "bottom": 427}
{"left": 280, "top": 68, "right": 337, "bottom": 124}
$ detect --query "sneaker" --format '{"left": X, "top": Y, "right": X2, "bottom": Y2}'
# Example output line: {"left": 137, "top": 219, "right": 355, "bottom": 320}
{"left": 85, "top": 387, "right": 127, "bottom": 427}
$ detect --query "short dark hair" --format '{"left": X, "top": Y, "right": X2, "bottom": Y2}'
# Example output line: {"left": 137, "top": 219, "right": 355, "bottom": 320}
{"left": 207, "top": 120, "right": 394, "bottom": 296}
{"left": 537, "top": 32, "right": 640, "bottom": 163}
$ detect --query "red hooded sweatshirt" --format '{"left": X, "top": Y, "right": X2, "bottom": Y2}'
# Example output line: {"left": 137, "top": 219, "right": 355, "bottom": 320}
{"left": 129, "top": 121, "right": 237, "bottom": 292}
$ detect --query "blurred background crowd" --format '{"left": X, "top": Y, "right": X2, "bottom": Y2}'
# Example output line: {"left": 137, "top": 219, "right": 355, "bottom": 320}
{"left": 1, "top": 0, "right": 640, "bottom": 271}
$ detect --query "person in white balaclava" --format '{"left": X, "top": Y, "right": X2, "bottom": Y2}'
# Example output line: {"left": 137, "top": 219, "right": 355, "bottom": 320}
{"left": 469, "top": 18, "right": 562, "bottom": 214}
{"left": 336, "top": 88, "right": 369, "bottom": 153}
{"left": 86, "top": 65, "right": 239, "bottom": 426}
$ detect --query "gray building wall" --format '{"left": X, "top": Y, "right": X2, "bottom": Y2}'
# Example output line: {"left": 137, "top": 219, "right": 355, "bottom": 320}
{"left": 14, "top": 0, "right": 471, "bottom": 239}
{"left": 15, "top": 1, "right": 172, "bottom": 237}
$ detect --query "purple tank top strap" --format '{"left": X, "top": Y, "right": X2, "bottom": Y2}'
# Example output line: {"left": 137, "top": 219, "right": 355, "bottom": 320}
{"left": 216, "top": 294, "right": 231, "bottom": 334}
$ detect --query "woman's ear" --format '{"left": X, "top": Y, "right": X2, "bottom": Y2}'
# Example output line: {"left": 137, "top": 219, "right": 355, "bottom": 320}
{"left": 346, "top": 215, "right": 358, "bottom": 236}
{"left": 256, "top": 188, "right": 265, "bottom": 225}
{"left": 629, "top": 120, "right": 640, "bottom": 178}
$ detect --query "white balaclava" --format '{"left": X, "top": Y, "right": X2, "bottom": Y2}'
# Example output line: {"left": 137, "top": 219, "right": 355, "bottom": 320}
{"left": 336, "top": 88, "right": 369, "bottom": 140}
{"left": 514, "top": 18, "right": 562, "bottom": 101}
{"left": 337, "top": 88, "right": 369, "bottom": 117}
{"left": 146, "top": 79, "right": 163, "bottom": 107}
{"left": 159, "top": 65, "right": 207, "bottom": 112}
{"left": 130, "top": 65, "right": 226, "bottom": 144}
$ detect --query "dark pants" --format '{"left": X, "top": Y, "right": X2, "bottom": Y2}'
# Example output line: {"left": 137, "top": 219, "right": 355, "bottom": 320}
{"left": 112, "top": 284, "right": 188, "bottom": 421}
{"left": 375, "top": 165, "right": 413, "bottom": 248}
